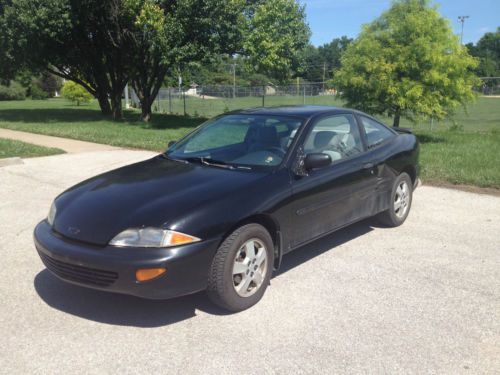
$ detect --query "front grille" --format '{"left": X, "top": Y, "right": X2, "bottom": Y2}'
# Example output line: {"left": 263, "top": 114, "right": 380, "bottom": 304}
{"left": 39, "top": 251, "right": 118, "bottom": 287}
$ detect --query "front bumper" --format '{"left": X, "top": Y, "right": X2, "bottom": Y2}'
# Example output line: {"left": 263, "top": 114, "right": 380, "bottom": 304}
{"left": 34, "top": 220, "right": 220, "bottom": 299}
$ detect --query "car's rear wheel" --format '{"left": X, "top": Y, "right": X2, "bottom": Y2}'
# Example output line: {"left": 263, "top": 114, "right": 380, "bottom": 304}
{"left": 376, "top": 172, "right": 413, "bottom": 227}
{"left": 207, "top": 224, "right": 273, "bottom": 312}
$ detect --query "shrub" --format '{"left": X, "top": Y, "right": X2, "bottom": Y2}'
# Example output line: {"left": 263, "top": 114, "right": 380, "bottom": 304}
{"left": 0, "top": 82, "right": 26, "bottom": 101}
{"left": 30, "top": 84, "right": 50, "bottom": 100}
{"left": 61, "top": 81, "right": 92, "bottom": 105}
{"left": 37, "top": 72, "right": 62, "bottom": 97}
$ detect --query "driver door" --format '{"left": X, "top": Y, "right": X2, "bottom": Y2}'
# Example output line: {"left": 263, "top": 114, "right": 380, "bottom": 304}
{"left": 288, "top": 113, "right": 376, "bottom": 249}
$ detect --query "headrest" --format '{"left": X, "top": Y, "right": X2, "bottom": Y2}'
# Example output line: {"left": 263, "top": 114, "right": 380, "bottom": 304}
{"left": 258, "top": 126, "right": 278, "bottom": 143}
{"left": 314, "top": 131, "right": 336, "bottom": 149}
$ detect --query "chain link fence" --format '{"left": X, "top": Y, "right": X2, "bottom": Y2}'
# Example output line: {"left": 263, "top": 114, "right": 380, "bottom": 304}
{"left": 476, "top": 77, "right": 500, "bottom": 96}
{"left": 130, "top": 82, "right": 342, "bottom": 118}
{"left": 129, "top": 77, "right": 500, "bottom": 119}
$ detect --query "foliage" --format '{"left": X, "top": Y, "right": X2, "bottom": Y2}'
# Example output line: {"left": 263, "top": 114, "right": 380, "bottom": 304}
{"left": 1, "top": 0, "right": 310, "bottom": 122}
{"left": 127, "top": 0, "right": 244, "bottom": 121}
{"left": 466, "top": 27, "right": 500, "bottom": 92}
{"left": 0, "top": 81, "right": 26, "bottom": 100}
{"left": 334, "top": 0, "right": 480, "bottom": 126}
{"left": 0, "top": 0, "right": 15, "bottom": 84}
{"left": 1, "top": 0, "right": 135, "bottom": 118}
{"left": 37, "top": 72, "right": 63, "bottom": 97}
{"left": 13, "top": 70, "right": 61, "bottom": 99}
{"left": 243, "top": 0, "right": 310, "bottom": 82}
{"left": 170, "top": 55, "right": 274, "bottom": 87}
{"left": 61, "top": 81, "right": 92, "bottom": 105}
{"left": 30, "top": 85, "right": 50, "bottom": 100}
{"left": 300, "top": 37, "right": 352, "bottom": 83}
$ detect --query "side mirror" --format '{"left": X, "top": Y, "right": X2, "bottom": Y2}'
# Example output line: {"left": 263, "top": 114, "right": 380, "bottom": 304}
{"left": 304, "top": 153, "right": 331, "bottom": 171}
{"left": 167, "top": 140, "right": 176, "bottom": 148}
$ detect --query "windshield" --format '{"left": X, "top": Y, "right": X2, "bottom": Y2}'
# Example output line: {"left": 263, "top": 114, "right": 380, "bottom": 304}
{"left": 166, "top": 114, "right": 303, "bottom": 169}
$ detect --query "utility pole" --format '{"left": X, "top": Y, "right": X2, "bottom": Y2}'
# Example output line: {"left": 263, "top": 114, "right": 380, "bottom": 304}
{"left": 124, "top": 83, "right": 130, "bottom": 109}
{"left": 178, "top": 75, "right": 182, "bottom": 99}
{"left": 322, "top": 62, "right": 326, "bottom": 93}
{"left": 458, "top": 15, "right": 469, "bottom": 45}
{"left": 231, "top": 63, "right": 236, "bottom": 99}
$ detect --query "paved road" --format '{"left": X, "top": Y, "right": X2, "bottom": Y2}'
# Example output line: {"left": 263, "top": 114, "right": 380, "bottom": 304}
{"left": 0, "top": 151, "right": 499, "bottom": 374}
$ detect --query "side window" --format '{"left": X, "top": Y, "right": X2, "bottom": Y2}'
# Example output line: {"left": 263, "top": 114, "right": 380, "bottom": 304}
{"left": 359, "top": 116, "right": 395, "bottom": 149}
{"left": 304, "top": 114, "right": 363, "bottom": 162}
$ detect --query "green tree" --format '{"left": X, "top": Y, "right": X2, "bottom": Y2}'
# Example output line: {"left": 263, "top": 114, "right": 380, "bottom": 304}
{"left": 127, "top": 0, "right": 243, "bottom": 121}
{"left": 37, "top": 72, "right": 63, "bottom": 97}
{"left": 466, "top": 27, "right": 500, "bottom": 91}
{"left": 0, "top": 0, "right": 16, "bottom": 85}
{"left": 243, "top": 0, "right": 310, "bottom": 82}
{"left": 1, "top": 0, "right": 310, "bottom": 122}
{"left": 61, "top": 81, "right": 93, "bottom": 106}
{"left": 0, "top": 81, "right": 26, "bottom": 101}
{"left": 127, "top": 0, "right": 309, "bottom": 121}
{"left": 300, "top": 36, "right": 352, "bottom": 83}
{"left": 1, "top": 0, "right": 135, "bottom": 119}
{"left": 334, "top": 0, "right": 479, "bottom": 127}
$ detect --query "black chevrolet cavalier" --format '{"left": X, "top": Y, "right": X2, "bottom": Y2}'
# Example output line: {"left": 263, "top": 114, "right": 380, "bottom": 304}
{"left": 34, "top": 106, "right": 419, "bottom": 311}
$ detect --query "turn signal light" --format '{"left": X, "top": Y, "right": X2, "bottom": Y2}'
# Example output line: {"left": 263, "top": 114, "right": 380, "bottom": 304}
{"left": 136, "top": 268, "right": 166, "bottom": 282}
{"left": 170, "top": 232, "right": 198, "bottom": 245}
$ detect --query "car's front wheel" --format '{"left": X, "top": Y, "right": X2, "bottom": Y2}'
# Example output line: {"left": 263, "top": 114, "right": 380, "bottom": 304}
{"left": 207, "top": 224, "right": 273, "bottom": 312}
{"left": 376, "top": 172, "right": 413, "bottom": 227}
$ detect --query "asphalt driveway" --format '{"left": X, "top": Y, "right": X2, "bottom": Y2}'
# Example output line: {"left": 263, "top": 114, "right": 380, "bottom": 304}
{"left": 0, "top": 150, "right": 499, "bottom": 374}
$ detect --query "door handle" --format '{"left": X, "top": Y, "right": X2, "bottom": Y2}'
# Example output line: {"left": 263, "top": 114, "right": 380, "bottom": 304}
{"left": 362, "top": 162, "right": 374, "bottom": 170}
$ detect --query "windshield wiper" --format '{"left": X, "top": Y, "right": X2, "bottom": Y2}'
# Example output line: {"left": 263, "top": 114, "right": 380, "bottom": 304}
{"left": 184, "top": 156, "right": 236, "bottom": 170}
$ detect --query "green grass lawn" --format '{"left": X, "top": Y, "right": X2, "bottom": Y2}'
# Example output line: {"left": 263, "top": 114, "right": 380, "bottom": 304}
{"left": 0, "top": 99, "right": 203, "bottom": 151}
{"left": 0, "top": 138, "right": 64, "bottom": 159}
{"left": 416, "top": 131, "right": 500, "bottom": 188}
{"left": 0, "top": 98, "right": 498, "bottom": 188}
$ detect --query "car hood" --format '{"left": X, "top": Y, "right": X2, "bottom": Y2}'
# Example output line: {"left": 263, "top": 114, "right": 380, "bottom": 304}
{"left": 53, "top": 156, "right": 267, "bottom": 245}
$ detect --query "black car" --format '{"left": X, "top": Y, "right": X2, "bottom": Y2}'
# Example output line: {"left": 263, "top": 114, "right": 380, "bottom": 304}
{"left": 34, "top": 106, "right": 419, "bottom": 312}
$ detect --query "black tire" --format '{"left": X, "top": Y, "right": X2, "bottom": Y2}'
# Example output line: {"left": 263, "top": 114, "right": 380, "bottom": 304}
{"left": 376, "top": 172, "right": 413, "bottom": 227}
{"left": 207, "top": 224, "right": 273, "bottom": 312}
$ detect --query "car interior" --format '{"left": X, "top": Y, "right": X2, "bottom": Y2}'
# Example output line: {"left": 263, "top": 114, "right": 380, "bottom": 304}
{"left": 303, "top": 115, "right": 363, "bottom": 162}
{"left": 173, "top": 116, "right": 302, "bottom": 167}
{"left": 170, "top": 114, "right": 369, "bottom": 168}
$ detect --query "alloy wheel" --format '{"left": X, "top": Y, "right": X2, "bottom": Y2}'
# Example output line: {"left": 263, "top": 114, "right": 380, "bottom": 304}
{"left": 232, "top": 238, "right": 267, "bottom": 297}
{"left": 394, "top": 181, "right": 410, "bottom": 218}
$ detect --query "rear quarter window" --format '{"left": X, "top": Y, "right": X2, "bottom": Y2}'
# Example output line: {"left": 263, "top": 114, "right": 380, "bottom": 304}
{"left": 359, "top": 116, "right": 396, "bottom": 149}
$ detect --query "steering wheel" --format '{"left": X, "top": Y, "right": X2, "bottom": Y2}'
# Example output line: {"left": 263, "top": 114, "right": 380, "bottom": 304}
{"left": 263, "top": 147, "right": 286, "bottom": 157}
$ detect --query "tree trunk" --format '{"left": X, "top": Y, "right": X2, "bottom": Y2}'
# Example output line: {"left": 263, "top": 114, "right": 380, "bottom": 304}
{"left": 135, "top": 86, "right": 159, "bottom": 123}
{"left": 393, "top": 109, "right": 401, "bottom": 127}
{"left": 110, "top": 91, "right": 123, "bottom": 120}
{"left": 141, "top": 102, "right": 153, "bottom": 122}
{"left": 132, "top": 64, "right": 167, "bottom": 123}
{"left": 97, "top": 93, "right": 112, "bottom": 116}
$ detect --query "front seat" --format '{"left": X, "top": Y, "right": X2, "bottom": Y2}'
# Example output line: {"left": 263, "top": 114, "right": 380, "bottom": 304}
{"left": 248, "top": 126, "right": 280, "bottom": 152}
{"left": 331, "top": 132, "right": 358, "bottom": 156}
{"left": 313, "top": 131, "right": 342, "bottom": 161}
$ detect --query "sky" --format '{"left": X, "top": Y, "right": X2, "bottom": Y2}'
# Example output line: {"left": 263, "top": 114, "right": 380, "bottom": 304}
{"left": 301, "top": 0, "right": 500, "bottom": 46}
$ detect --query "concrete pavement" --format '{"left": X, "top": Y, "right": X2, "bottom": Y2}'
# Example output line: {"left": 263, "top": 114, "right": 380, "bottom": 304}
{"left": 0, "top": 150, "right": 499, "bottom": 374}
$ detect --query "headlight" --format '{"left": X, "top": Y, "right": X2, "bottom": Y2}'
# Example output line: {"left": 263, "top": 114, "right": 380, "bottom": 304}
{"left": 109, "top": 228, "right": 200, "bottom": 248}
{"left": 47, "top": 201, "right": 57, "bottom": 226}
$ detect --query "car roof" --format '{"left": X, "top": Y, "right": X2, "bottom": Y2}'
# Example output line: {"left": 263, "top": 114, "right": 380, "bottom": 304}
{"left": 228, "top": 105, "right": 357, "bottom": 119}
